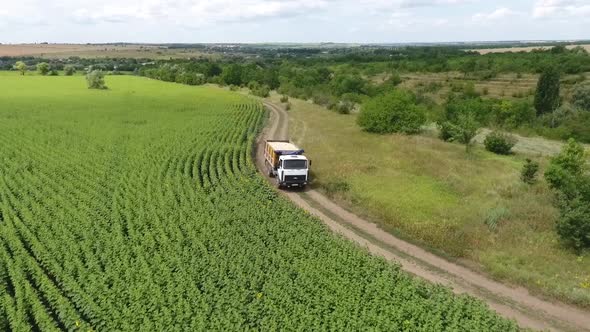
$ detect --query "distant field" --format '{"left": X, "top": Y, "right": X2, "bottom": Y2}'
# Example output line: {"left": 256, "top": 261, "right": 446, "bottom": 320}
{"left": 0, "top": 43, "right": 211, "bottom": 59}
{"left": 473, "top": 44, "right": 590, "bottom": 54}
{"left": 276, "top": 93, "right": 590, "bottom": 308}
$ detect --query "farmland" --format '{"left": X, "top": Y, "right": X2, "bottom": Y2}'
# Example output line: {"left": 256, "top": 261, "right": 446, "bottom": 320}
{"left": 0, "top": 73, "right": 518, "bottom": 330}
{"left": 0, "top": 44, "right": 211, "bottom": 59}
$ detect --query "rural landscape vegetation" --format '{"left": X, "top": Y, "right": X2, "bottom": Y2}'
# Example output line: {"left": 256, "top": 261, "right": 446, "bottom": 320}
{"left": 1, "top": 2, "right": 590, "bottom": 331}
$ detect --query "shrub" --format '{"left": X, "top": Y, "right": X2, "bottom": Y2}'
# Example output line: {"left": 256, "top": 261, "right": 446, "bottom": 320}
{"left": 544, "top": 139, "right": 587, "bottom": 199}
{"left": 285, "top": 102, "right": 292, "bottom": 111}
{"left": 86, "top": 70, "right": 107, "bottom": 90}
{"left": 484, "top": 131, "right": 517, "bottom": 155}
{"left": 332, "top": 100, "right": 354, "bottom": 114}
{"left": 251, "top": 84, "right": 270, "bottom": 98}
{"left": 484, "top": 207, "right": 509, "bottom": 232}
{"left": 521, "top": 159, "right": 540, "bottom": 184}
{"left": 357, "top": 90, "right": 426, "bottom": 134}
{"left": 556, "top": 198, "right": 590, "bottom": 251}
{"left": 280, "top": 95, "right": 289, "bottom": 103}
{"left": 64, "top": 65, "right": 76, "bottom": 76}
{"left": 49, "top": 69, "right": 59, "bottom": 76}
{"left": 37, "top": 62, "right": 50, "bottom": 76}
{"left": 229, "top": 85, "right": 239, "bottom": 91}
{"left": 572, "top": 82, "right": 590, "bottom": 111}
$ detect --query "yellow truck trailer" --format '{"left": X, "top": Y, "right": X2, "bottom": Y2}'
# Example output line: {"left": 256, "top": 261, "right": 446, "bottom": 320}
{"left": 264, "top": 140, "right": 310, "bottom": 188}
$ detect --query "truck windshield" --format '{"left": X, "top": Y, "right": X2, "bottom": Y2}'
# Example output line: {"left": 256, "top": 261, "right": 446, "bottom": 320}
{"left": 284, "top": 160, "right": 307, "bottom": 169}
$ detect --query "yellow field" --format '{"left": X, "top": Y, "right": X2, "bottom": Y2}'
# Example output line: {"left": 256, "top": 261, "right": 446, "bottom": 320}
{"left": 474, "top": 44, "right": 590, "bottom": 54}
{"left": 0, "top": 43, "right": 211, "bottom": 59}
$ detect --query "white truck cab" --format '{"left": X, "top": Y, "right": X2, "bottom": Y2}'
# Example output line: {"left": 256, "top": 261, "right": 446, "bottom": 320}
{"left": 264, "top": 140, "right": 311, "bottom": 189}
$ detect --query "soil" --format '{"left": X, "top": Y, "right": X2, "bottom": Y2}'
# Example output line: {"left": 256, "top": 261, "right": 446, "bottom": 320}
{"left": 255, "top": 100, "right": 590, "bottom": 332}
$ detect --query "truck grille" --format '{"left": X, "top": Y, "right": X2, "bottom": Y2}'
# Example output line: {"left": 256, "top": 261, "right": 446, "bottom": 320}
{"left": 285, "top": 175, "right": 305, "bottom": 183}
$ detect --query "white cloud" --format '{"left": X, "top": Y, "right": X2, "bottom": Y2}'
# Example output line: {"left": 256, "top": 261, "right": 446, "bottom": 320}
{"left": 472, "top": 7, "right": 518, "bottom": 22}
{"left": 51, "top": 0, "right": 332, "bottom": 26}
{"left": 533, "top": 0, "right": 590, "bottom": 19}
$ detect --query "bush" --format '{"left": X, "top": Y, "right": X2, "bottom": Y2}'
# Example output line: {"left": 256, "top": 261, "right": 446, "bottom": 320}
{"left": 357, "top": 90, "right": 426, "bottom": 134}
{"left": 86, "top": 70, "right": 107, "bottom": 90}
{"left": 572, "top": 82, "right": 590, "bottom": 111}
{"left": 280, "top": 95, "right": 289, "bottom": 103}
{"left": 64, "top": 65, "right": 76, "bottom": 76}
{"left": 49, "top": 69, "right": 59, "bottom": 76}
{"left": 285, "top": 102, "right": 292, "bottom": 111}
{"left": 521, "top": 159, "right": 540, "bottom": 184}
{"left": 484, "top": 131, "right": 517, "bottom": 155}
{"left": 544, "top": 139, "right": 587, "bottom": 199}
{"left": 331, "top": 100, "right": 354, "bottom": 114}
{"left": 37, "top": 62, "right": 50, "bottom": 76}
{"left": 556, "top": 198, "right": 590, "bottom": 251}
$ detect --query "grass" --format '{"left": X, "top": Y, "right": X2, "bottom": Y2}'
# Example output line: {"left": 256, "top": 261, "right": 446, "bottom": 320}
{"left": 273, "top": 92, "right": 590, "bottom": 308}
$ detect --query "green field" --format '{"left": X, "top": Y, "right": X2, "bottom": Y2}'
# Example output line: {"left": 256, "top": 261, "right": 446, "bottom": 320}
{"left": 0, "top": 73, "right": 518, "bottom": 330}
{"left": 279, "top": 94, "right": 590, "bottom": 308}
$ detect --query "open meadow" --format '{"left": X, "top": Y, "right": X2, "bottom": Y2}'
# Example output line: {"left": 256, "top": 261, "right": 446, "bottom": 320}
{"left": 0, "top": 73, "right": 518, "bottom": 330}
{"left": 276, "top": 93, "right": 590, "bottom": 308}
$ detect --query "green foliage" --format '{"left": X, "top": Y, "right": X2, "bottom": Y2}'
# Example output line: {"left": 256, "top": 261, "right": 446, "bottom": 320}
{"left": 248, "top": 81, "right": 270, "bottom": 97}
{"left": 14, "top": 61, "right": 27, "bottom": 75}
{"left": 572, "top": 82, "right": 590, "bottom": 111}
{"left": 221, "top": 64, "right": 243, "bottom": 86}
{"left": 521, "top": 159, "right": 540, "bottom": 185}
{"left": 0, "top": 74, "right": 518, "bottom": 330}
{"left": 86, "top": 70, "right": 107, "bottom": 89}
{"left": 446, "top": 113, "right": 480, "bottom": 152}
{"left": 64, "top": 65, "right": 76, "bottom": 76}
{"left": 484, "top": 131, "right": 517, "bottom": 155}
{"left": 545, "top": 139, "right": 590, "bottom": 250}
{"left": 534, "top": 66, "right": 561, "bottom": 115}
{"left": 556, "top": 198, "right": 590, "bottom": 251}
{"left": 36, "top": 62, "right": 50, "bottom": 75}
{"left": 484, "top": 207, "right": 510, "bottom": 232}
{"left": 280, "top": 95, "right": 289, "bottom": 103}
{"left": 358, "top": 90, "right": 426, "bottom": 134}
{"left": 545, "top": 139, "right": 587, "bottom": 198}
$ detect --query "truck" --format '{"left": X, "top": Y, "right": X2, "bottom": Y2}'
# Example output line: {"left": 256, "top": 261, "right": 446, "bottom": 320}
{"left": 264, "top": 140, "right": 311, "bottom": 188}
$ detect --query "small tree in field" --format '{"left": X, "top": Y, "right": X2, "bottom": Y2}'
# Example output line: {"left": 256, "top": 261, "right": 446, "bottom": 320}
{"left": 14, "top": 61, "right": 27, "bottom": 75}
{"left": 86, "top": 70, "right": 107, "bottom": 89}
{"left": 37, "top": 62, "right": 50, "bottom": 76}
{"left": 534, "top": 66, "right": 561, "bottom": 116}
{"left": 64, "top": 65, "right": 76, "bottom": 76}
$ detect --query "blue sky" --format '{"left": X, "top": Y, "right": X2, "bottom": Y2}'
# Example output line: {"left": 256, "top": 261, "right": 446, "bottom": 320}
{"left": 1, "top": 0, "right": 588, "bottom": 43}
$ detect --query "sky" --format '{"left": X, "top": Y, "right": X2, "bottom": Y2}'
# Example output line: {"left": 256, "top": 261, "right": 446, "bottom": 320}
{"left": 1, "top": 0, "right": 589, "bottom": 43}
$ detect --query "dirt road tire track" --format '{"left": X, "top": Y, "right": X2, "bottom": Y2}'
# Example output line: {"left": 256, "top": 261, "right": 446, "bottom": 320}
{"left": 255, "top": 101, "right": 590, "bottom": 332}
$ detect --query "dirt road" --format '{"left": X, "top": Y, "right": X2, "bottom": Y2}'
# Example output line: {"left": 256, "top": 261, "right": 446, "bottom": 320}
{"left": 255, "top": 101, "right": 590, "bottom": 332}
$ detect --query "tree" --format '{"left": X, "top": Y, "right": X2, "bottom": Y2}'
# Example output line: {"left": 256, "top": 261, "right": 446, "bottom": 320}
{"left": 37, "top": 62, "right": 50, "bottom": 76}
{"left": 452, "top": 113, "right": 480, "bottom": 152}
{"left": 572, "top": 82, "right": 590, "bottom": 112}
{"left": 544, "top": 139, "right": 590, "bottom": 251}
{"left": 534, "top": 66, "right": 561, "bottom": 116}
{"left": 357, "top": 90, "right": 426, "bottom": 134}
{"left": 221, "top": 64, "right": 243, "bottom": 86}
{"left": 204, "top": 63, "right": 222, "bottom": 78}
{"left": 544, "top": 138, "right": 587, "bottom": 199}
{"left": 14, "top": 61, "right": 27, "bottom": 75}
{"left": 64, "top": 65, "right": 76, "bottom": 76}
{"left": 86, "top": 70, "right": 107, "bottom": 89}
